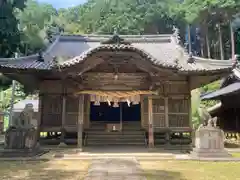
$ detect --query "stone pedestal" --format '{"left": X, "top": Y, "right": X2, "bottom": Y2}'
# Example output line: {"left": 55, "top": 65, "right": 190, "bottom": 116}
{"left": 191, "top": 121, "right": 231, "bottom": 158}
{"left": 0, "top": 126, "right": 43, "bottom": 157}
{"left": 4, "top": 127, "right": 38, "bottom": 149}
{"left": 0, "top": 103, "right": 45, "bottom": 157}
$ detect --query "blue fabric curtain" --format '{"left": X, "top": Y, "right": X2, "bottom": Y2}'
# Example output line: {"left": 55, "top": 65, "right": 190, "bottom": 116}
{"left": 90, "top": 102, "right": 140, "bottom": 122}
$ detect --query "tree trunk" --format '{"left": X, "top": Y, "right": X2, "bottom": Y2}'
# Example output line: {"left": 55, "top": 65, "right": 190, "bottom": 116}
{"left": 218, "top": 23, "right": 224, "bottom": 60}
{"left": 188, "top": 24, "right": 192, "bottom": 53}
{"left": 230, "top": 20, "right": 235, "bottom": 58}
{"left": 206, "top": 28, "right": 211, "bottom": 58}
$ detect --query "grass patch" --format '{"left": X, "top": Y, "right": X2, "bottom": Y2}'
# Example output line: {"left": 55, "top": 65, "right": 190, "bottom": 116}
{"left": 139, "top": 160, "right": 240, "bottom": 180}
{"left": 0, "top": 160, "right": 90, "bottom": 180}
{"left": 231, "top": 152, "right": 240, "bottom": 158}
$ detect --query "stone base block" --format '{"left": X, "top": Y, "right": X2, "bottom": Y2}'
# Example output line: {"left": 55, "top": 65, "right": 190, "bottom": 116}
{"left": 191, "top": 148, "right": 232, "bottom": 158}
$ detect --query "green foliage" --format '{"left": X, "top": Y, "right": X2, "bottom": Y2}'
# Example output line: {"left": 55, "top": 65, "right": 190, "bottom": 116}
{"left": 191, "top": 89, "right": 202, "bottom": 129}
{"left": 0, "top": 0, "right": 26, "bottom": 58}
{"left": 17, "top": 0, "right": 57, "bottom": 54}
{"left": 200, "top": 81, "right": 220, "bottom": 108}
{"left": 0, "top": 82, "right": 26, "bottom": 111}
{"left": 191, "top": 81, "right": 221, "bottom": 128}
{"left": 64, "top": 0, "right": 184, "bottom": 34}
{"left": 181, "top": 0, "right": 240, "bottom": 23}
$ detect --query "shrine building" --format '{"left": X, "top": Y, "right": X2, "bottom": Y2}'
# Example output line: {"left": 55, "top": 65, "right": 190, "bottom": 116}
{"left": 0, "top": 32, "right": 234, "bottom": 150}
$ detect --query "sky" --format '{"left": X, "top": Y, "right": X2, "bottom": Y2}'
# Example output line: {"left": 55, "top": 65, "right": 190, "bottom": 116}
{"left": 37, "top": 0, "right": 87, "bottom": 9}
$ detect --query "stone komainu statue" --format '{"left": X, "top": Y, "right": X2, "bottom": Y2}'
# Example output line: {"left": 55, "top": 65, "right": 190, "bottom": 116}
{"left": 198, "top": 107, "right": 212, "bottom": 126}
{"left": 5, "top": 103, "right": 38, "bottom": 149}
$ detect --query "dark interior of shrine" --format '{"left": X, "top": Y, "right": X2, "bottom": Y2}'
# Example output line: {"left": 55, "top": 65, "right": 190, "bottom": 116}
{"left": 90, "top": 102, "right": 141, "bottom": 122}
{"left": 211, "top": 102, "right": 240, "bottom": 132}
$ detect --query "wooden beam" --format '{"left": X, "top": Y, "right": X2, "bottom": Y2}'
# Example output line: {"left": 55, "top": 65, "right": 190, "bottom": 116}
{"left": 77, "top": 94, "right": 84, "bottom": 150}
{"left": 148, "top": 96, "right": 154, "bottom": 148}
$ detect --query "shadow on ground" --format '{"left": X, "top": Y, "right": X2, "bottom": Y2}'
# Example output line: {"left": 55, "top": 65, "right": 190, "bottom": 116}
{"left": 82, "top": 145, "right": 184, "bottom": 154}
{"left": 0, "top": 160, "right": 90, "bottom": 180}
{"left": 143, "top": 170, "right": 185, "bottom": 180}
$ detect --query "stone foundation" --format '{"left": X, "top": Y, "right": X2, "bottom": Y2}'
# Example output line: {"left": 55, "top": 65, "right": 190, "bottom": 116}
{"left": 191, "top": 117, "right": 232, "bottom": 158}
{"left": 191, "top": 148, "right": 231, "bottom": 158}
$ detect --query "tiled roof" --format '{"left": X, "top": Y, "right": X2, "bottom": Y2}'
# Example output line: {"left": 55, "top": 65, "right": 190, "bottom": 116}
{"left": 201, "top": 82, "right": 240, "bottom": 100}
{"left": 58, "top": 44, "right": 177, "bottom": 69}
{"left": 53, "top": 34, "right": 233, "bottom": 72}
{"left": 178, "top": 56, "right": 233, "bottom": 73}
{"left": 0, "top": 33, "right": 234, "bottom": 73}
{"left": 0, "top": 54, "right": 52, "bottom": 70}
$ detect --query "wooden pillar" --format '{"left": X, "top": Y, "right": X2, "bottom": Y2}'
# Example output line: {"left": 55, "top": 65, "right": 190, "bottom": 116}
{"left": 188, "top": 77, "right": 193, "bottom": 147}
{"left": 148, "top": 96, "right": 154, "bottom": 148}
{"left": 86, "top": 96, "right": 90, "bottom": 128}
{"left": 77, "top": 94, "right": 84, "bottom": 150}
{"left": 59, "top": 95, "right": 66, "bottom": 146}
{"left": 140, "top": 95, "right": 144, "bottom": 128}
{"left": 164, "top": 97, "right": 169, "bottom": 128}
{"left": 120, "top": 102, "right": 123, "bottom": 131}
{"left": 164, "top": 97, "right": 169, "bottom": 145}
{"left": 188, "top": 96, "right": 192, "bottom": 129}
{"left": 37, "top": 94, "right": 43, "bottom": 141}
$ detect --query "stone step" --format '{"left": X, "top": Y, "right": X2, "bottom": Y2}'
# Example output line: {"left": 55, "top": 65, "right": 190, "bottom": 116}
{"left": 87, "top": 134, "right": 145, "bottom": 138}
{"left": 87, "top": 141, "right": 145, "bottom": 145}
{"left": 87, "top": 137, "right": 145, "bottom": 141}
{"left": 87, "top": 127, "right": 143, "bottom": 131}
{"left": 86, "top": 131, "right": 144, "bottom": 135}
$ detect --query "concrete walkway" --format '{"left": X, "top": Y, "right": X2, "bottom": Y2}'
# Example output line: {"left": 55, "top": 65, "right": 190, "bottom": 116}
{"left": 84, "top": 158, "right": 146, "bottom": 180}
{"left": 226, "top": 148, "right": 240, "bottom": 152}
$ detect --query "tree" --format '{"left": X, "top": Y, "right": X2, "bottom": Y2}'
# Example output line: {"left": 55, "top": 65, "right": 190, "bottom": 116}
{"left": 0, "top": 0, "right": 26, "bottom": 58}
{"left": 17, "top": 0, "right": 57, "bottom": 54}
{"left": 181, "top": 0, "right": 240, "bottom": 59}
{"left": 64, "top": 0, "right": 183, "bottom": 35}
{"left": 0, "top": 0, "right": 27, "bottom": 91}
